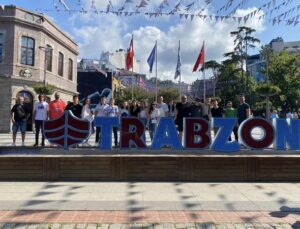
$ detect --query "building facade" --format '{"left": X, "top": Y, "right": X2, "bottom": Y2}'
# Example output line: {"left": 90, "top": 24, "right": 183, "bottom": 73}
{"left": 100, "top": 49, "right": 141, "bottom": 74}
{"left": 0, "top": 5, "right": 78, "bottom": 132}
{"left": 247, "top": 38, "right": 300, "bottom": 83}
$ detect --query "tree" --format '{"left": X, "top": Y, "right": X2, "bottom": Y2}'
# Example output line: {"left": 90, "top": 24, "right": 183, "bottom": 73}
{"left": 33, "top": 83, "right": 56, "bottom": 95}
{"left": 204, "top": 60, "right": 222, "bottom": 97}
{"left": 158, "top": 87, "right": 180, "bottom": 102}
{"left": 255, "top": 83, "right": 281, "bottom": 120}
{"left": 224, "top": 26, "right": 260, "bottom": 92}
{"left": 115, "top": 86, "right": 154, "bottom": 105}
{"left": 215, "top": 60, "right": 256, "bottom": 106}
{"left": 267, "top": 51, "right": 300, "bottom": 111}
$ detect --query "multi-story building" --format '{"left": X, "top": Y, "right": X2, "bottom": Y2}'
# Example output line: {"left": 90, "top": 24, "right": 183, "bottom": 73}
{"left": 247, "top": 37, "right": 300, "bottom": 83}
{"left": 100, "top": 49, "right": 141, "bottom": 74}
{"left": 0, "top": 5, "right": 78, "bottom": 132}
{"left": 270, "top": 37, "right": 300, "bottom": 54}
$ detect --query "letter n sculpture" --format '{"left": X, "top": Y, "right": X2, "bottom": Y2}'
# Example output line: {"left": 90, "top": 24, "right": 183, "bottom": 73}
{"left": 44, "top": 111, "right": 91, "bottom": 149}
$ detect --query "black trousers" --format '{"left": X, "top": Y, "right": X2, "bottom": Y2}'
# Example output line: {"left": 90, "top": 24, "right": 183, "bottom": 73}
{"left": 35, "top": 120, "right": 45, "bottom": 144}
{"left": 95, "top": 126, "right": 118, "bottom": 146}
{"left": 229, "top": 125, "right": 238, "bottom": 141}
{"left": 95, "top": 127, "right": 101, "bottom": 143}
{"left": 113, "top": 127, "right": 118, "bottom": 146}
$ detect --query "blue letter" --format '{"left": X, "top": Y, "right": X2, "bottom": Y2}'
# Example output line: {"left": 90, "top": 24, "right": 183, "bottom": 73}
{"left": 94, "top": 117, "right": 119, "bottom": 150}
{"left": 275, "top": 119, "right": 300, "bottom": 150}
{"left": 211, "top": 118, "right": 240, "bottom": 152}
{"left": 151, "top": 118, "right": 182, "bottom": 150}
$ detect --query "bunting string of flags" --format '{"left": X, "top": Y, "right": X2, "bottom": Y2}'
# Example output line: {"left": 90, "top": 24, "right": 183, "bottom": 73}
{"left": 39, "top": 0, "right": 300, "bottom": 27}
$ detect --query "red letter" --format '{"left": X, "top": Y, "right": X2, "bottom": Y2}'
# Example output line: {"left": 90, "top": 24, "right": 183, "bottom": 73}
{"left": 239, "top": 118, "right": 274, "bottom": 149}
{"left": 121, "top": 117, "right": 146, "bottom": 148}
{"left": 184, "top": 118, "right": 211, "bottom": 149}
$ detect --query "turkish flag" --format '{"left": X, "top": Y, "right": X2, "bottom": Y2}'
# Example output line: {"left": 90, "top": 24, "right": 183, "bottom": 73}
{"left": 126, "top": 36, "right": 134, "bottom": 70}
{"left": 192, "top": 43, "right": 205, "bottom": 72}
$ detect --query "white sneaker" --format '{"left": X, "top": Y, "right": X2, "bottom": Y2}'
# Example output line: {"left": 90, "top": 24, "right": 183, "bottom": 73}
{"left": 21, "top": 142, "right": 25, "bottom": 147}
{"left": 11, "top": 142, "right": 16, "bottom": 147}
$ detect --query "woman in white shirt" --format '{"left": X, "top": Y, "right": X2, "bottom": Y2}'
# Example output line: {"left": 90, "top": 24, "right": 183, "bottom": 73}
{"left": 94, "top": 97, "right": 109, "bottom": 144}
{"left": 139, "top": 100, "right": 148, "bottom": 143}
{"left": 81, "top": 98, "right": 93, "bottom": 146}
{"left": 148, "top": 101, "right": 160, "bottom": 141}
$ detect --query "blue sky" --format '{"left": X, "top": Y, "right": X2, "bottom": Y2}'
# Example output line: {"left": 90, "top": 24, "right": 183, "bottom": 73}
{"left": 2, "top": 0, "right": 299, "bottom": 82}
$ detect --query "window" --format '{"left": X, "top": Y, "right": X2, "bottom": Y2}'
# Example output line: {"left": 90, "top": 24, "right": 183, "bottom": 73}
{"left": 21, "top": 36, "right": 35, "bottom": 66}
{"left": 0, "top": 33, "right": 3, "bottom": 63}
{"left": 45, "top": 45, "right": 53, "bottom": 72}
{"left": 58, "top": 52, "right": 64, "bottom": 76}
{"left": 68, "top": 58, "right": 73, "bottom": 81}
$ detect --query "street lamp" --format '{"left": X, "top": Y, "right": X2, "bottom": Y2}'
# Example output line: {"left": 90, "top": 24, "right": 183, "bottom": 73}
{"left": 39, "top": 46, "right": 53, "bottom": 86}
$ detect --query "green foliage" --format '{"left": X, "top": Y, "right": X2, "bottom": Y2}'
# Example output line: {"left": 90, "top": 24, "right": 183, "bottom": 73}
{"left": 115, "top": 86, "right": 180, "bottom": 105}
{"left": 33, "top": 83, "right": 56, "bottom": 95}
{"left": 115, "top": 86, "right": 154, "bottom": 105}
{"left": 158, "top": 87, "right": 180, "bottom": 102}
{"left": 267, "top": 51, "right": 300, "bottom": 109}
{"left": 215, "top": 61, "right": 256, "bottom": 105}
{"left": 255, "top": 83, "right": 281, "bottom": 97}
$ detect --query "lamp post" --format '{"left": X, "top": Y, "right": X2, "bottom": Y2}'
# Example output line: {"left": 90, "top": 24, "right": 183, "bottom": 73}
{"left": 39, "top": 46, "right": 53, "bottom": 86}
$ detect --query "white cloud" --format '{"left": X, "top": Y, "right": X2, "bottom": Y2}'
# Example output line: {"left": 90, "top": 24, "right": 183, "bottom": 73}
{"left": 70, "top": 1, "right": 265, "bottom": 83}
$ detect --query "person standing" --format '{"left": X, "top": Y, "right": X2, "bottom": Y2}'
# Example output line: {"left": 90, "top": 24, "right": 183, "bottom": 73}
{"left": 65, "top": 95, "right": 82, "bottom": 118}
{"left": 211, "top": 99, "right": 224, "bottom": 136}
{"left": 168, "top": 99, "right": 176, "bottom": 119}
{"left": 224, "top": 101, "right": 238, "bottom": 141}
{"left": 191, "top": 98, "right": 203, "bottom": 118}
{"left": 139, "top": 100, "right": 149, "bottom": 143}
{"left": 202, "top": 97, "right": 212, "bottom": 121}
{"left": 237, "top": 95, "right": 251, "bottom": 126}
{"left": 81, "top": 98, "right": 93, "bottom": 146}
{"left": 130, "top": 100, "right": 140, "bottom": 117}
{"left": 120, "top": 101, "right": 130, "bottom": 117}
{"left": 105, "top": 98, "right": 119, "bottom": 147}
{"left": 157, "top": 96, "right": 169, "bottom": 118}
{"left": 148, "top": 101, "right": 160, "bottom": 141}
{"left": 10, "top": 96, "right": 30, "bottom": 146}
{"left": 94, "top": 96, "right": 109, "bottom": 145}
{"left": 33, "top": 94, "right": 49, "bottom": 147}
{"left": 175, "top": 95, "right": 192, "bottom": 142}
{"left": 49, "top": 92, "right": 66, "bottom": 120}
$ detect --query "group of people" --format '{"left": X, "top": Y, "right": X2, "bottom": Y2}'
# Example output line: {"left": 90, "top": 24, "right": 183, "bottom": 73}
{"left": 10, "top": 92, "right": 252, "bottom": 147}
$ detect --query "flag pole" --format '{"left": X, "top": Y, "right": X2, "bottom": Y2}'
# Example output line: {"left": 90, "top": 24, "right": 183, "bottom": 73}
{"left": 203, "top": 41, "right": 206, "bottom": 101}
{"left": 131, "top": 35, "right": 134, "bottom": 101}
{"left": 155, "top": 40, "right": 158, "bottom": 102}
{"left": 179, "top": 40, "right": 182, "bottom": 98}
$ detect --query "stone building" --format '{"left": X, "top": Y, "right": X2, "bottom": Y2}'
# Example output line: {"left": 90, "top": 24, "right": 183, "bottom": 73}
{"left": 0, "top": 5, "right": 78, "bottom": 132}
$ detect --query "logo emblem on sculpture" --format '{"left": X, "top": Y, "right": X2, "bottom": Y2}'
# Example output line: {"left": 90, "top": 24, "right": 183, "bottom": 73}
{"left": 44, "top": 111, "right": 91, "bottom": 149}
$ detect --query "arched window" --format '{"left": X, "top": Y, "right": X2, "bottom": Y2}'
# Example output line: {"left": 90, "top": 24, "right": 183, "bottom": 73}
{"left": 21, "top": 36, "right": 35, "bottom": 66}
{"left": 45, "top": 44, "right": 53, "bottom": 72}
{"left": 58, "top": 52, "right": 64, "bottom": 76}
{"left": 68, "top": 58, "right": 73, "bottom": 81}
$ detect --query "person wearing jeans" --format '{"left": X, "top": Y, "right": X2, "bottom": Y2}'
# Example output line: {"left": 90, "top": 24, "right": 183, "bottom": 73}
{"left": 148, "top": 101, "right": 160, "bottom": 141}
{"left": 33, "top": 94, "right": 49, "bottom": 147}
{"left": 139, "top": 100, "right": 148, "bottom": 143}
{"left": 10, "top": 96, "right": 30, "bottom": 147}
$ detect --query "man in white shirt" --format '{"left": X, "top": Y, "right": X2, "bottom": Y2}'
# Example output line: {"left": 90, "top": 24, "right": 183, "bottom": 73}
{"left": 157, "top": 96, "right": 169, "bottom": 118}
{"left": 94, "top": 96, "right": 109, "bottom": 144}
{"left": 105, "top": 98, "right": 119, "bottom": 147}
{"left": 33, "top": 94, "right": 49, "bottom": 147}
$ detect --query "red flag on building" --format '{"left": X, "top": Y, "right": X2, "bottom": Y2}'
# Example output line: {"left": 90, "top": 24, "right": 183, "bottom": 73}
{"left": 126, "top": 36, "right": 134, "bottom": 70}
{"left": 192, "top": 42, "right": 205, "bottom": 72}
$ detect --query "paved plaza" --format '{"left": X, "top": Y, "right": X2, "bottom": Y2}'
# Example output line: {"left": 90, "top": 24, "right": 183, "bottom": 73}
{"left": 0, "top": 182, "right": 299, "bottom": 227}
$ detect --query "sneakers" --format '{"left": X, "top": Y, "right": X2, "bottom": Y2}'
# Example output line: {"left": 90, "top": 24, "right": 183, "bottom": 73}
{"left": 11, "top": 142, "right": 16, "bottom": 147}
{"left": 33, "top": 143, "right": 38, "bottom": 147}
{"left": 21, "top": 142, "right": 25, "bottom": 147}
